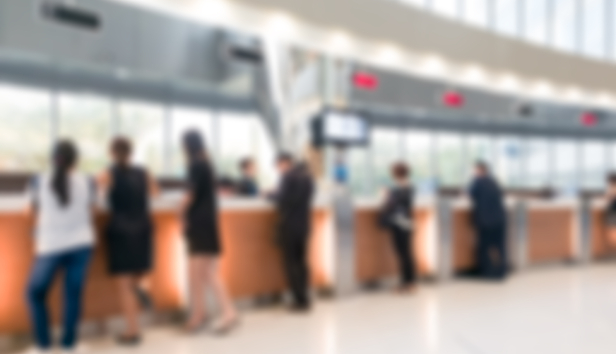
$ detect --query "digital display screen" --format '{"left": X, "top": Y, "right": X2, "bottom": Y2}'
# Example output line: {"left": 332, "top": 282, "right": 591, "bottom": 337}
{"left": 312, "top": 111, "right": 369, "bottom": 147}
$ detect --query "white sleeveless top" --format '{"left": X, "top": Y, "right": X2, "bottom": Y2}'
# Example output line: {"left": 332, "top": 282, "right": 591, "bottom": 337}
{"left": 32, "top": 172, "right": 96, "bottom": 256}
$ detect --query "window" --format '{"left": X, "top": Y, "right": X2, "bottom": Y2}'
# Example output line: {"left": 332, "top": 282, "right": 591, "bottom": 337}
{"left": 405, "top": 129, "right": 435, "bottom": 194}
{"left": 494, "top": 0, "right": 520, "bottom": 36}
{"left": 495, "top": 136, "right": 523, "bottom": 187}
{"left": 553, "top": 140, "right": 578, "bottom": 193}
{"left": 524, "top": 138, "right": 551, "bottom": 188}
{"left": 0, "top": 84, "right": 51, "bottom": 172}
{"left": 523, "top": 0, "right": 549, "bottom": 45}
{"left": 58, "top": 93, "right": 113, "bottom": 173}
{"left": 219, "top": 114, "right": 276, "bottom": 189}
{"left": 370, "top": 129, "right": 403, "bottom": 193}
{"left": 552, "top": 0, "right": 579, "bottom": 52}
{"left": 118, "top": 101, "right": 166, "bottom": 174}
{"left": 463, "top": 0, "right": 489, "bottom": 28}
{"left": 431, "top": 0, "right": 460, "bottom": 18}
{"left": 581, "top": 141, "right": 606, "bottom": 190}
{"left": 582, "top": 0, "right": 606, "bottom": 59}
{"left": 170, "top": 107, "right": 215, "bottom": 177}
{"left": 468, "top": 135, "right": 496, "bottom": 177}
{"left": 348, "top": 148, "right": 371, "bottom": 196}
{"left": 435, "top": 132, "right": 464, "bottom": 187}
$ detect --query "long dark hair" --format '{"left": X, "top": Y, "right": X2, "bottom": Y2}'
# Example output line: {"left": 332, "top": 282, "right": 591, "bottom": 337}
{"left": 182, "top": 130, "right": 209, "bottom": 165}
{"left": 51, "top": 140, "right": 78, "bottom": 207}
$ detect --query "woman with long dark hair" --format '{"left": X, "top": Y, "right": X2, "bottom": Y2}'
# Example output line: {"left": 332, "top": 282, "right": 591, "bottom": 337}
{"left": 181, "top": 130, "right": 238, "bottom": 334}
{"left": 26, "top": 140, "right": 96, "bottom": 353}
{"left": 98, "top": 137, "right": 158, "bottom": 345}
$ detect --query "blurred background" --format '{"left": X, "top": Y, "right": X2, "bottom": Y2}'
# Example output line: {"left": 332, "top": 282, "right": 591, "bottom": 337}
{"left": 2, "top": 0, "right": 616, "bottom": 353}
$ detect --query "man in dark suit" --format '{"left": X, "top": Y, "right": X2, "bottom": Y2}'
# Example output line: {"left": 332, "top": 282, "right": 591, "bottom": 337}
{"left": 236, "top": 158, "right": 259, "bottom": 197}
{"left": 469, "top": 161, "right": 508, "bottom": 280}
{"left": 273, "top": 153, "right": 315, "bottom": 311}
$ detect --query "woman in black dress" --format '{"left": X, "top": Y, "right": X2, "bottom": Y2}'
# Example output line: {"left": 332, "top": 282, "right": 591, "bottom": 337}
{"left": 99, "top": 137, "right": 158, "bottom": 345}
{"left": 182, "top": 130, "right": 238, "bottom": 334}
{"left": 379, "top": 162, "right": 417, "bottom": 293}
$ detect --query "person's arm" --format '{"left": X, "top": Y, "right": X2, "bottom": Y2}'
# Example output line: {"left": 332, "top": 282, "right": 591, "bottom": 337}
{"left": 146, "top": 171, "right": 160, "bottom": 198}
{"left": 96, "top": 170, "right": 111, "bottom": 202}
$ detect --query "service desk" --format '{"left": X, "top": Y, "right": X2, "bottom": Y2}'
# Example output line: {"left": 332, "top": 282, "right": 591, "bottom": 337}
{"left": 525, "top": 200, "right": 578, "bottom": 265}
{"left": 589, "top": 200, "right": 616, "bottom": 259}
{"left": 353, "top": 199, "right": 438, "bottom": 285}
{"left": 0, "top": 196, "right": 332, "bottom": 335}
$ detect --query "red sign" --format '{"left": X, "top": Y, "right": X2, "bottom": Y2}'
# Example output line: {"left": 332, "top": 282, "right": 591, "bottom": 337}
{"left": 581, "top": 112, "right": 598, "bottom": 127}
{"left": 442, "top": 90, "right": 464, "bottom": 108}
{"left": 352, "top": 72, "right": 379, "bottom": 90}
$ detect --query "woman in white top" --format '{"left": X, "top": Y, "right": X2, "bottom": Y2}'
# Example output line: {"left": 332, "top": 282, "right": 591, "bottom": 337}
{"left": 26, "top": 140, "right": 96, "bottom": 354}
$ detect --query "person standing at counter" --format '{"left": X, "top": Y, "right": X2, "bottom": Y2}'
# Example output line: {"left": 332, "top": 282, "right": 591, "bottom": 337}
{"left": 98, "top": 137, "right": 158, "bottom": 345}
{"left": 181, "top": 130, "right": 239, "bottom": 334}
{"left": 272, "top": 153, "right": 315, "bottom": 312}
{"left": 236, "top": 158, "right": 259, "bottom": 197}
{"left": 469, "top": 161, "right": 508, "bottom": 280}
{"left": 26, "top": 140, "right": 95, "bottom": 353}
{"left": 379, "top": 162, "right": 416, "bottom": 293}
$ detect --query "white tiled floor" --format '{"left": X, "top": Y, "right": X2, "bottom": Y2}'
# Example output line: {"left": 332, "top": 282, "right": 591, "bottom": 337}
{"left": 85, "top": 264, "right": 616, "bottom": 354}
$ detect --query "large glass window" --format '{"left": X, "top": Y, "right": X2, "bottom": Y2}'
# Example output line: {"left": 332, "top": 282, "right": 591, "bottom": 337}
{"left": 582, "top": 0, "right": 607, "bottom": 59}
{"left": 170, "top": 107, "right": 215, "bottom": 177}
{"left": 0, "top": 84, "right": 51, "bottom": 172}
{"left": 431, "top": 0, "right": 460, "bottom": 18}
{"left": 523, "top": 0, "right": 549, "bottom": 45}
{"left": 118, "top": 101, "right": 166, "bottom": 174}
{"left": 494, "top": 0, "right": 519, "bottom": 36}
{"left": 524, "top": 138, "right": 551, "bottom": 188}
{"left": 370, "top": 129, "right": 403, "bottom": 193}
{"left": 348, "top": 148, "right": 371, "bottom": 196}
{"left": 468, "top": 135, "right": 496, "bottom": 179}
{"left": 581, "top": 141, "right": 607, "bottom": 190}
{"left": 495, "top": 136, "right": 524, "bottom": 187}
{"left": 435, "top": 132, "right": 464, "bottom": 187}
{"left": 219, "top": 114, "right": 276, "bottom": 189}
{"left": 58, "top": 93, "right": 113, "bottom": 173}
{"left": 553, "top": 140, "right": 579, "bottom": 193}
{"left": 405, "top": 129, "right": 434, "bottom": 194}
{"left": 552, "top": 0, "right": 579, "bottom": 52}
{"left": 463, "top": 0, "right": 489, "bottom": 28}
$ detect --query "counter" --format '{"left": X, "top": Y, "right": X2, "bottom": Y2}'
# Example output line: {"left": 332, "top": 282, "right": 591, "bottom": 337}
{"left": 0, "top": 195, "right": 332, "bottom": 335}
{"left": 353, "top": 198, "right": 438, "bottom": 284}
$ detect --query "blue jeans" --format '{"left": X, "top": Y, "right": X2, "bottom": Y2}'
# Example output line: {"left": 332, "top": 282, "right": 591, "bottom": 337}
{"left": 27, "top": 247, "right": 93, "bottom": 350}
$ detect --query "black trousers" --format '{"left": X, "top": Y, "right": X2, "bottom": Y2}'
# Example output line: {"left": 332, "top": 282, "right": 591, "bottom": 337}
{"left": 281, "top": 236, "right": 310, "bottom": 306}
{"left": 477, "top": 224, "right": 508, "bottom": 279}
{"left": 389, "top": 228, "right": 416, "bottom": 285}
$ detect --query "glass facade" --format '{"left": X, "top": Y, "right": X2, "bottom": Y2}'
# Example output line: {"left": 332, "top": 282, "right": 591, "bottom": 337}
{"left": 392, "top": 0, "right": 616, "bottom": 62}
{"left": 0, "top": 83, "right": 274, "bottom": 188}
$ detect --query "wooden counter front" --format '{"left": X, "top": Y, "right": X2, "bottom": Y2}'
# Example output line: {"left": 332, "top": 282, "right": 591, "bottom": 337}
{"left": 0, "top": 211, "right": 183, "bottom": 335}
{"left": 219, "top": 208, "right": 332, "bottom": 299}
{"left": 527, "top": 207, "right": 576, "bottom": 264}
{"left": 590, "top": 208, "right": 616, "bottom": 259}
{"left": 451, "top": 209, "right": 476, "bottom": 272}
{"left": 0, "top": 207, "right": 332, "bottom": 335}
{"left": 354, "top": 207, "right": 434, "bottom": 284}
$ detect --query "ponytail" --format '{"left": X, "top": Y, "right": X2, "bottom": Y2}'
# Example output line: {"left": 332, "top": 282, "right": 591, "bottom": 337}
{"left": 51, "top": 140, "right": 78, "bottom": 207}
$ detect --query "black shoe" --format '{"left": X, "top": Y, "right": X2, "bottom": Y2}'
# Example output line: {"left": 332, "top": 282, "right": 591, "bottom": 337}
{"left": 116, "top": 334, "right": 142, "bottom": 346}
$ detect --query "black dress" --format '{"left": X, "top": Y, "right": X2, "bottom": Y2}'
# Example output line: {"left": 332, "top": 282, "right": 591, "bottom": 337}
{"left": 185, "top": 160, "right": 221, "bottom": 255}
{"left": 380, "top": 185, "right": 416, "bottom": 285}
{"left": 607, "top": 198, "right": 616, "bottom": 226}
{"left": 106, "top": 165, "right": 153, "bottom": 275}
